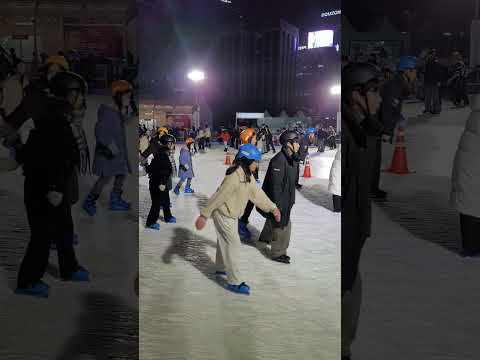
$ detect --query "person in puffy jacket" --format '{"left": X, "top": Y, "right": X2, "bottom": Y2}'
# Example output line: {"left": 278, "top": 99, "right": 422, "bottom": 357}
{"left": 142, "top": 133, "right": 177, "bottom": 229}
{"left": 450, "top": 93, "right": 480, "bottom": 257}
{"left": 195, "top": 143, "right": 280, "bottom": 295}
{"left": 82, "top": 80, "right": 133, "bottom": 216}
{"left": 174, "top": 137, "right": 195, "bottom": 195}
{"left": 256, "top": 130, "right": 300, "bottom": 264}
{"left": 16, "top": 72, "right": 90, "bottom": 298}
{"left": 328, "top": 144, "right": 341, "bottom": 212}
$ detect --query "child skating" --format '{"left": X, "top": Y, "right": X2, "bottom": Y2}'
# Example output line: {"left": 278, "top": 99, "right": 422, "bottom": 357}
{"left": 195, "top": 143, "right": 281, "bottom": 295}
{"left": 174, "top": 137, "right": 195, "bottom": 195}
{"left": 142, "top": 133, "right": 177, "bottom": 229}
{"left": 83, "top": 80, "right": 133, "bottom": 216}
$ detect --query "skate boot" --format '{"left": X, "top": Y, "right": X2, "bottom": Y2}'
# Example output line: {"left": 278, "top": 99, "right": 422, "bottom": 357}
{"left": 146, "top": 223, "right": 160, "bottom": 230}
{"left": 64, "top": 266, "right": 90, "bottom": 282}
{"left": 82, "top": 193, "right": 98, "bottom": 216}
{"left": 184, "top": 186, "right": 194, "bottom": 194}
{"left": 165, "top": 216, "right": 176, "bottom": 223}
{"left": 110, "top": 191, "right": 130, "bottom": 211}
{"left": 238, "top": 221, "right": 252, "bottom": 241}
{"left": 226, "top": 282, "right": 250, "bottom": 295}
{"left": 15, "top": 281, "right": 50, "bottom": 298}
{"left": 173, "top": 186, "right": 180, "bottom": 195}
{"left": 215, "top": 271, "right": 227, "bottom": 276}
{"left": 272, "top": 255, "right": 290, "bottom": 264}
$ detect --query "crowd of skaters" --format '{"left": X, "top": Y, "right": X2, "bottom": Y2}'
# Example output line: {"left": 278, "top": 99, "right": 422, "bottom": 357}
{"left": 0, "top": 51, "right": 137, "bottom": 298}
{"left": 139, "top": 118, "right": 341, "bottom": 295}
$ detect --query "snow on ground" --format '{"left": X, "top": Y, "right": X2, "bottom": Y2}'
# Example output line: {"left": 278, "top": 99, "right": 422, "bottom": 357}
{"left": 354, "top": 102, "right": 480, "bottom": 360}
{"left": 0, "top": 95, "right": 138, "bottom": 359}
{"left": 139, "top": 145, "right": 340, "bottom": 360}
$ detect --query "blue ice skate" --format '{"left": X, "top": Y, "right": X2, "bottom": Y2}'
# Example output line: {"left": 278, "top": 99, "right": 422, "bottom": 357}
{"left": 184, "top": 187, "right": 194, "bottom": 194}
{"left": 238, "top": 221, "right": 252, "bottom": 241}
{"left": 146, "top": 223, "right": 160, "bottom": 230}
{"left": 64, "top": 266, "right": 90, "bottom": 282}
{"left": 173, "top": 186, "right": 180, "bottom": 195}
{"left": 110, "top": 191, "right": 130, "bottom": 211}
{"left": 226, "top": 282, "right": 250, "bottom": 295}
{"left": 15, "top": 281, "right": 50, "bottom": 298}
{"left": 82, "top": 194, "right": 98, "bottom": 216}
{"left": 215, "top": 271, "right": 227, "bottom": 276}
{"left": 165, "top": 216, "right": 176, "bottom": 223}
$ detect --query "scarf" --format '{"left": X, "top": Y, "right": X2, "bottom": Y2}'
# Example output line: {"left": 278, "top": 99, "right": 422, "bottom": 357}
{"left": 69, "top": 113, "right": 91, "bottom": 175}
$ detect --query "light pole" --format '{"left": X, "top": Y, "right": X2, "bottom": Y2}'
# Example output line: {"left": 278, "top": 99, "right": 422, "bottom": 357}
{"left": 330, "top": 84, "right": 341, "bottom": 132}
{"left": 187, "top": 70, "right": 205, "bottom": 129}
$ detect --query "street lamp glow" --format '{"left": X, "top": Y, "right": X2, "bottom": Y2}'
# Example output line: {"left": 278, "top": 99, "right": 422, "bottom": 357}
{"left": 188, "top": 70, "right": 205, "bottom": 82}
{"left": 330, "top": 84, "right": 341, "bottom": 95}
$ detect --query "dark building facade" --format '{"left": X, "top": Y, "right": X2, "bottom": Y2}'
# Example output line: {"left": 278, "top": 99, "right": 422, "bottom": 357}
{"left": 214, "top": 19, "right": 299, "bottom": 116}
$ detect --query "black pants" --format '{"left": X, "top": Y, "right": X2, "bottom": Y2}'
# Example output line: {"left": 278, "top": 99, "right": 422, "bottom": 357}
{"left": 240, "top": 201, "right": 255, "bottom": 224}
{"left": 198, "top": 138, "right": 205, "bottom": 150}
{"left": 333, "top": 195, "right": 341, "bottom": 212}
{"left": 317, "top": 138, "right": 325, "bottom": 152}
{"left": 17, "top": 179, "right": 79, "bottom": 287}
{"left": 371, "top": 137, "right": 382, "bottom": 193}
{"left": 266, "top": 136, "right": 276, "bottom": 152}
{"left": 205, "top": 137, "right": 211, "bottom": 148}
{"left": 147, "top": 181, "right": 173, "bottom": 225}
{"left": 453, "top": 79, "right": 469, "bottom": 106}
{"left": 460, "top": 213, "right": 480, "bottom": 254}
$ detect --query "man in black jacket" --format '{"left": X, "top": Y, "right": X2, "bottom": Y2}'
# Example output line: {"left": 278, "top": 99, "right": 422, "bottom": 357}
{"left": 16, "top": 71, "right": 90, "bottom": 298}
{"left": 373, "top": 55, "right": 417, "bottom": 199}
{"left": 296, "top": 128, "right": 316, "bottom": 189}
{"left": 341, "top": 63, "right": 383, "bottom": 360}
{"left": 423, "top": 49, "right": 443, "bottom": 114}
{"left": 256, "top": 130, "right": 300, "bottom": 264}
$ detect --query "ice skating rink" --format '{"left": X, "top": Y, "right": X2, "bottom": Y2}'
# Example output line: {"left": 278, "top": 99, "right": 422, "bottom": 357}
{"left": 0, "top": 95, "right": 139, "bottom": 359}
{"left": 139, "top": 145, "right": 340, "bottom": 360}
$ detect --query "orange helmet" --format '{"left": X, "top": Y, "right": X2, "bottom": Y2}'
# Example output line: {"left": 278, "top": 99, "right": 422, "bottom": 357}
{"left": 239, "top": 128, "right": 255, "bottom": 144}
{"left": 185, "top": 137, "right": 194, "bottom": 145}
{"left": 112, "top": 80, "right": 132, "bottom": 95}
{"left": 158, "top": 127, "right": 169, "bottom": 136}
{"left": 46, "top": 55, "right": 69, "bottom": 71}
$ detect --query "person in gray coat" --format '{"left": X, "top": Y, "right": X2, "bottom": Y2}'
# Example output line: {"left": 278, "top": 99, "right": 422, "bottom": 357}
{"left": 174, "top": 136, "right": 195, "bottom": 194}
{"left": 82, "top": 80, "right": 133, "bottom": 216}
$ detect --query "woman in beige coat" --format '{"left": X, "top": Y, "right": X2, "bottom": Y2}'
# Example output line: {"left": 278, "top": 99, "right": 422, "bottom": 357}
{"left": 195, "top": 143, "right": 281, "bottom": 295}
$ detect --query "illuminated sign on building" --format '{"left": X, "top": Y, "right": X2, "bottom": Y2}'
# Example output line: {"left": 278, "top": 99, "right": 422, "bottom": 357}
{"left": 321, "top": 10, "right": 341, "bottom": 18}
{"left": 220, "top": 0, "right": 232, "bottom": 3}
{"left": 308, "top": 30, "right": 334, "bottom": 49}
{"left": 298, "top": 45, "right": 307, "bottom": 51}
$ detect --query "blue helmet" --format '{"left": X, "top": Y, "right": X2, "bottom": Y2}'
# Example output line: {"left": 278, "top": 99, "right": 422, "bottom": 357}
{"left": 306, "top": 128, "right": 316, "bottom": 134}
{"left": 398, "top": 56, "right": 417, "bottom": 71}
{"left": 237, "top": 143, "right": 262, "bottom": 161}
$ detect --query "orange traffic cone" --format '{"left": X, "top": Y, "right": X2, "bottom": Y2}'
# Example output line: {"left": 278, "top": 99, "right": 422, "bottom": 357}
{"left": 385, "top": 129, "right": 415, "bottom": 174}
{"left": 224, "top": 152, "right": 232, "bottom": 165}
{"left": 302, "top": 156, "right": 312, "bottom": 178}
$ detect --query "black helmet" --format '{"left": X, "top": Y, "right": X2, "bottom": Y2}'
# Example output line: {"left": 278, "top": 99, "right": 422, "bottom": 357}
{"left": 49, "top": 71, "right": 88, "bottom": 98}
{"left": 159, "top": 133, "right": 176, "bottom": 145}
{"left": 342, "top": 62, "right": 381, "bottom": 94}
{"left": 279, "top": 130, "right": 300, "bottom": 146}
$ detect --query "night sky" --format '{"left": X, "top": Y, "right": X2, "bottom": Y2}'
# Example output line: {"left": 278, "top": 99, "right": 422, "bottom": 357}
{"left": 344, "top": 0, "right": 476, "bottom": 33}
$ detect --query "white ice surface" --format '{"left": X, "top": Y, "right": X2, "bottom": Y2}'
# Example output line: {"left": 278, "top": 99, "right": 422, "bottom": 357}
{"left": 354, "top": 103, "right": 480, "bottom": 360}
{"left": 139, "top": 146, "right": 340, "bottom": 360}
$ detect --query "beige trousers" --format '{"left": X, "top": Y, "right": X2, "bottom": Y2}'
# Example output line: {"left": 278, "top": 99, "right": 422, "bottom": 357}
{"left": 212, "top": 211, "right": 242, "bottom": 285}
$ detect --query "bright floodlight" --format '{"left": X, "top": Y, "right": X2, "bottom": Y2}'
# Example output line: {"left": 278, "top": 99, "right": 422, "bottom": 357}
{"left": 188, "top": 70, "right": 205, "bottom": 82}
{"left": 330, "top": 84, "right": 341, "bottom": 96}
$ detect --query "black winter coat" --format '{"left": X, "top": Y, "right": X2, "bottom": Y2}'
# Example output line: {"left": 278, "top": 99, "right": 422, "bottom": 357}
{"left": 142, "top": 139, "right": 173, "bottom": 189}
{"left": 21, "top": 98, "right": 80, "bottom": 204}
{"left": 6, "top": 78, "right": 50, "bottom": 130}
{"left": 341, "top": 103, "right": 379, "bottom": 293}
{"left": 380, "top": 74, "right": 411, "bottom": 136}
{"left": 256, "top": 147, "right": 297, "bottom": 228}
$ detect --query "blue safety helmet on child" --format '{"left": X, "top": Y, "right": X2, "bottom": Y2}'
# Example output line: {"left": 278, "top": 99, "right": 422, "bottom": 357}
{"left": 237, "top": 143, "right": 262, "bottom": 161}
